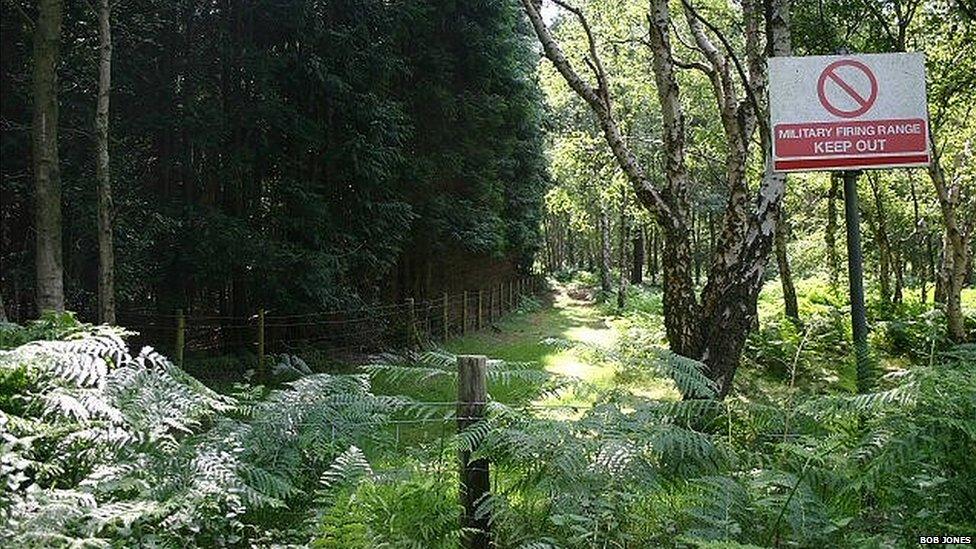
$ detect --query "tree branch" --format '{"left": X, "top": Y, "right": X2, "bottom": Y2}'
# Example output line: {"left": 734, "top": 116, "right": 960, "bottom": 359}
{"left": 552, "top": 0, "right": 611, "bottom": 107}
{"left": 519, "top": 0, "right": 672, "bottom": 219}
{"left": 680, "top": 0, "right": 769, "bottom": 141}
{"left": 5, "top": 0, "right": 35, "bottom": 29}
{"left": 673, "top": 57, "right": 714, "bottom": 75}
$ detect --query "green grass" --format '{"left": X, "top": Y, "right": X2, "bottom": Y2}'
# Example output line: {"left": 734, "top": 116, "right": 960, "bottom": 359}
{"left": 443, "top": 280, "right": 625, "bottom": 409}
{"left": 357, "top": 280, "right": 623, "bottom": 451}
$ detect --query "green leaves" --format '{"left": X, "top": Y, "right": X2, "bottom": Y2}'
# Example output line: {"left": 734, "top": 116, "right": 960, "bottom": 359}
{"left": 0, "top": 327, "right": 402, "bottom": 545}
{"left": 5, "top": 309, "right": 974, "bottom": 546}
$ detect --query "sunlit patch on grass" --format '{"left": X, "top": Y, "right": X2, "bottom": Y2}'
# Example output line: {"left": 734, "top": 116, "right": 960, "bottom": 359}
{"left": 623, "top": 378, "right": 681, "bottom": 401}
{"left": 563, "top": 324, "right": 615, "bottom": 347}
{"left": 541, "top": 349, "right": 616, "bottom": 391}
{"left": 441, "top": 281, "right": 670, "bottom": 412}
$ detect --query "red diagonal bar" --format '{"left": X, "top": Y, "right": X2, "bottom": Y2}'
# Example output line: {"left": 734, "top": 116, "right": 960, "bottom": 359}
{"left": 826, "top": 69, "right": 870, "bottom": 107}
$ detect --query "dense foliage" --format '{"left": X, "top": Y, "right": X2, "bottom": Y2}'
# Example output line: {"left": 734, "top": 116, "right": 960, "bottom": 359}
{"left": 0, "top": 317, "right": 401, "bottom": 545}
{"left": 3, "top": 297, "right": 974, "bottom": 547}
{"left": 538, "top": 0, "right": 975, "bottom": 336}
{"left": 1, "top": 0, "right": 549, "bottom": 318}
{"left": 2, "top": 0, "right": 975, "bottom": 546}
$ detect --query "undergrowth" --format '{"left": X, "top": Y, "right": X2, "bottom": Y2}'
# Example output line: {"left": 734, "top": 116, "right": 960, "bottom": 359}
{"left": 2, "top": 295, "right": 974, "bottom": 547}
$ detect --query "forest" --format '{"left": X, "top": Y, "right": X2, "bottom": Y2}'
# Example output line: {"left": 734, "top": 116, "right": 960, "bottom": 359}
{"left": 1, "top": 0, "right": 974, "bottom": 547}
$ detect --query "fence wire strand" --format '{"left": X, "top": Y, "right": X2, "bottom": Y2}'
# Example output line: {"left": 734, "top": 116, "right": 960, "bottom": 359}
{"left": 117, "top": 276, "right": 542, "bottom": 356}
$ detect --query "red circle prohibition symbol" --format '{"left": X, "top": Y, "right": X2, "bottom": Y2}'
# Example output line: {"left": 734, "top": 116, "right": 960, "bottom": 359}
{"left": 817, "top": 60, "right": 878, "bottom": 118}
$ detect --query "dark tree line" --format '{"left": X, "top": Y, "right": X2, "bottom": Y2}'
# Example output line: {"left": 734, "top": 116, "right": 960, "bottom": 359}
{"left": 1, "top": 0, "right": 549, "bottom": 321}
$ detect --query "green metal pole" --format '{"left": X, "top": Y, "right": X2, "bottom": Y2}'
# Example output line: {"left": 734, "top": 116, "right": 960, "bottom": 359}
{"left": 843, "top": 170, "right": 871, "bottom": 392}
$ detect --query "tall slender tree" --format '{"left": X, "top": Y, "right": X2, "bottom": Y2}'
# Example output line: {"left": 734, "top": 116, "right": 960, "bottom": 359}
{"left": 775, "top": 209, "right": 799, "bottom": 321}
{"left": 929, "top": 141, "right": 970, "bottom": 341}
{"left": 598, "top": 199, "right": 612, "bottom": 293}
{"left": 32, "top": 0, "right": 64, "bottom": 314}
{"left": 825, "top": 176, "right": 841, "bottom": 290}
{"left": 95, "top": 0, "right": 115, "bottom": 324}
{"left": 616, "top": 187, "right": 628, "bottom": 309}
{"left": 631, "top": 225, "right": 644, "bottom": 285}
{"left": 865, "top": 174, "right": 894, "bottom": 305}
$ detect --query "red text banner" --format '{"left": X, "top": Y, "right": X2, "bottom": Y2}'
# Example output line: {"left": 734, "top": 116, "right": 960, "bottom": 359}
{"left": 774, "top": 118, "right": 927, "bottom": 158}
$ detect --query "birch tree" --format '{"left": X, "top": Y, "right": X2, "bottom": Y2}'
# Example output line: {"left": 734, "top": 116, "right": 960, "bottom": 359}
{"left": 921, "top": 2, "right": 974, "bottom": 342}
{"left": 929, "top": 135, "right": 972, "bottom": 341}
{"left": 775, "top": 209, "right": 799, "bottom": 321}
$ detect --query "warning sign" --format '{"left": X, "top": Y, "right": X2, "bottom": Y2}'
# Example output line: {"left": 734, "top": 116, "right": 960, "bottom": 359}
{"left": 769, "top": 53, "right": 930, "bottom": 172}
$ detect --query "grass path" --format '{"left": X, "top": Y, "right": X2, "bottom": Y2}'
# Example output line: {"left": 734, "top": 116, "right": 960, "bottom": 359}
{"left": 443, "top": 282, "right": 633, "bottom": 408}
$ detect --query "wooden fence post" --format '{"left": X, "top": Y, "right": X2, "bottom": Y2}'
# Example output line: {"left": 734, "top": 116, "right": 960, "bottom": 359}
{"left": 443, "top": 292, "right": 449, "bottom": 341}
{"left": 509, "top": 280, "right": 514, "bottom": 310}
{"left": 175, "top": 309, "right": 185, "bottom": 366}
{"left": 462, "top": 291, "right": 468, "bottom": 335}
{"left": 257, "top": 308, "right": 266, "bottom": 382}
{"left": 457, "top": 355, "right": 490, "bottom": 548}
{"left": 406, "top": 298, "right": 416, "bottom": 347}
{"left": 488, "top": 287, "right": 494, "bottom": 324}
{"left": 477, "top": 289, "right": 483, "bottom": 330}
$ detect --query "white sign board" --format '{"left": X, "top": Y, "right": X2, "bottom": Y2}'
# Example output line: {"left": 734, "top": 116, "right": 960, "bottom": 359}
{"left": 769, "top": 53, "right": 930, "bottom": 172}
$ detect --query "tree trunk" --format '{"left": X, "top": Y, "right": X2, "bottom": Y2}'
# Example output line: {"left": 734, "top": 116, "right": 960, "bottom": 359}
{"left": 825, "top": 175, "right": 841, "bottom": 290}
{"left": 95, "top": 0, "right": 115, "bottom": 324}
{"left": 966, "top": 246, "right": 974, "bottom": 287}
{"left": 893, "top": 251, "right": 904, "bottom": 304}
{"left": 681, "top": 0, "right": 791, "bottom": 396}
{"left": 935, "top": 239, "right": 947, "bottom": 304}
{"left": 693, "top": 211, "right": 701, "bottom": 285}
{"left": 649, "top": 224, "right": 658, "bottom": 285}
{"left": 631, "top": 225, "right": 645, "bottom": 284}
{"left": 775, "top": 208, "right": 799, "bottom": 321}
{"left": 920, "top": 252, "right": 928, "bottom": 304}
{"left": 660, "top": 222, "right": 701, "bottom": 359}
{"left": 925, "top": 235, "right": 945, "bottom": 305}
{"left": 929, "top": 138, "right": 969, "bottom": 342}
{"left": 646, "top": 0, "right": 701, "bottom": 361}
{"left": 909, "top": 174, "right": 928, "bottom": 304}
{"left": 867, "top": 175, "right": 893, "bottom": 304}
{"left": 32, "top": 0, "right": 65, "bottom": 315}
{"left": 598, "top": 201, "right": 612, "bottom": 293}
{"left": 617, "top": 191, "right": 628, "bottom": 309}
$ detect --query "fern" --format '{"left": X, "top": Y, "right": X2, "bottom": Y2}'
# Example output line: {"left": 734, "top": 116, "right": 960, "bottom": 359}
{"left": 5, "top": 321, "right": 973, "bottom": 547}
{"left": 0, "top": 327, "right": 405, "bottom": 546}
{"left": 317, "top": 446, "right": 373, "bottom": 496}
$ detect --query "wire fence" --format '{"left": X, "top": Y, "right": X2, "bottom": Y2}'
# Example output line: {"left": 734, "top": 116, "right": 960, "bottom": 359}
{"left": 116, "top": 275, "right": 546, "bottom": 362}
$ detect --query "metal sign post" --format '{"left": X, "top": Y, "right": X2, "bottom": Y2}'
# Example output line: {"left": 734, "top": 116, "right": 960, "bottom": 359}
{"left": 770, "top": 52, "right": 931, "bottom": 393}
{"left": 841, "top": 171, "right": 871, "bottom": 392}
